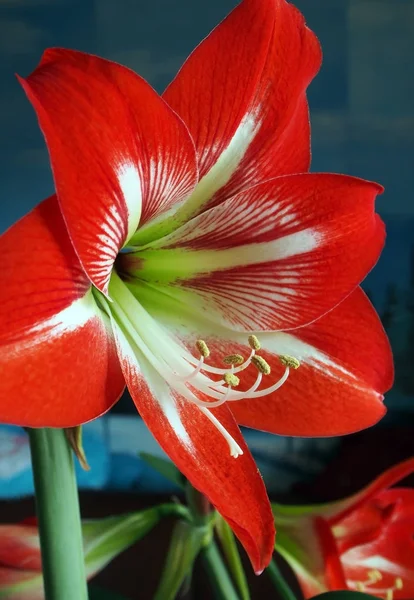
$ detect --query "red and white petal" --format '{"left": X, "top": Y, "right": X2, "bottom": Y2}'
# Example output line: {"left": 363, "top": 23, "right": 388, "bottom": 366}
{"left": 0, "top": 525, "right": 41, "bottom": 570}
{"left": 130, "top": 174, "right": 385, "bottom": 331}
{"left": 134, "top": 285, "right": 391, "bottom": 438}
{"left": 341, "top": 490, "right": 414, "bottom": 597}
{"left": 228, "top": 287, "right": 392, "bottom": 436}
{"left": 162, "top": 0, "right": 321, "bottom": 221}
{"left": 0, "top": 196, "right": 125, "bottom": 427}
{"left": 19, "top": 49, "right": 197, "bottom": 294}
{"left": 109, "top": 320, "right": 274, "bottom": 574}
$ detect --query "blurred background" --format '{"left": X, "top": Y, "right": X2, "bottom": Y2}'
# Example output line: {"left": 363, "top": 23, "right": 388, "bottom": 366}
{"left": 0, "top": 0, "right": 413, "bottom": 597}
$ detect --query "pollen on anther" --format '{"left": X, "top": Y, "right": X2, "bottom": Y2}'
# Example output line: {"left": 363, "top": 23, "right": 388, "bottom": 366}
{"left": 395, "top": 578, "right": 403, "bottom": 590}
{"left": 196, "top": 340, "right": 210, "bottom": 358}
{"left": 251, "top": 355, "right": 271, "bottom": 375}
{"left": 355, "top": 583, "right": 365, "bottom": 592}
{"left": 279, "top": 355, "right": 300, "bottom": 369}
{"left": 224, "top": 372, "right": 240, "bottom": 387}
{"left": 223, "top": 354, "right": 244, "bottom": 366}
{"left": 248, "top": 335, "right": 261, "bottom": 350}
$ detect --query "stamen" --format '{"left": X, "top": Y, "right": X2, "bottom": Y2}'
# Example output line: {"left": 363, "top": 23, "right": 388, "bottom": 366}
{"left": 227, "top": 365, "right": 290, "bottom": 399}
{"left": 223, "top": 354, "right": 244, "bottom": 366}
{"left": 248, "top": 335, "right": 261, "bottom": 350}
{"left": 279, "top": 355, "right": 301, "bottom": 369}
{"left": 175, "top": 355, "right": 205, "bottom": 382}
{"left": 199, "top": 407, "right": 243, "bottom": 458}
{"left": 251, "top": 355, "right": 271, "bottom": 375}
{"left": 355, "top": 571, "right": 403, "bottom": 600}
{"left": 227, "top": 371, "right": 263, "bottom": 400}
{"left": 196, "top": 340, "right": 210, "bottom": 358}
{"left": 109, "top": 272, "right": 296, "bottom": 460}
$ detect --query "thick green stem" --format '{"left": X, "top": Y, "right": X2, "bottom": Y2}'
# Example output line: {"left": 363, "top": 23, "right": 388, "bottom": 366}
{"left": 185, "top": 483, "right": 240, "bottom": 600}
{"left": 29, "top": 428, "right": 88, "bottom": 600}
{"left": 267, "top": 559, "right": 297, "bottom": 600}
{"left": 201, "top": 542, "right": 241, "bottom": 600}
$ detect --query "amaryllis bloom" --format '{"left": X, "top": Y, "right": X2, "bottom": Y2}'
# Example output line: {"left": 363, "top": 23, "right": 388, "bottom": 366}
{"left": 0, "top": 511, "right": 160, "bottom": 599}
{"left": 0, "top": 0, "right": 392, "bottom": 572}
{"left": 273, "top": 458, "right": 414, "bottom": 599}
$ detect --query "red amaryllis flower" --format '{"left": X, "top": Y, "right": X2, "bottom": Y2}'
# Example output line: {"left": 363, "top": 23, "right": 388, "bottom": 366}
{"left": 273, "top": 458, "right": 414, "bottom": 598}
{"left": 0, "top": 0, "right": 392, "bottom": 572}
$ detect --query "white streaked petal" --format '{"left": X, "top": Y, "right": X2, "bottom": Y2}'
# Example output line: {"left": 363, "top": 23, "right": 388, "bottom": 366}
{"left": 8, "top": 289, "right": 102, "bottom": 355}
{"left": 117, "top": 161, "right": 142, "bottom": 244}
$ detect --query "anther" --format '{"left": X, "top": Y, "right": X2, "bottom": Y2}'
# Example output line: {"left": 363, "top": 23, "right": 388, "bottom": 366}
{"left": 248, "top": 335, "right": 261, "bottom": 350}
{"left": 251, "top": 355, "right": 271, "bottom": 375}
{"left": 279, "top": 355, "right": 300, "bottom": 369}
{"left": 223, "top": 354, "right": 244, "bottom": 366}
{"left": 224, "top": 372, "right": 240, "bottom": 387}
{"left": 367, "top": 570, "right": 382, "bottom": 583}
{"left": 196, "top": 340, "right": 210, "bottom": 358}
{"left": 395, "top": 578, "right": 403, "bottom": 590}
{"left": 355, "top": 583, "right": 365, "bottom": 592}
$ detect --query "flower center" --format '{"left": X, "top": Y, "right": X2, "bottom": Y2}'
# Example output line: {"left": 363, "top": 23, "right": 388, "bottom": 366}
{"left": 354, "top": 570, "right": 404, "bottom": 599}
{"left": 103, "top": 273, "right": 300, "bottom": 458}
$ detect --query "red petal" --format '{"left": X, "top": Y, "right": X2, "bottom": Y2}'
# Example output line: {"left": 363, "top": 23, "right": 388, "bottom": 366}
{"left": 0, "top": 196, "right": 124, "bottom": 426}
{"left": 0, "top": 525, "right": 41, "bottom": 570}
{"left": 329, "top": 458, "right": 414, "bottom": 526}
{"left": 163, "top": 0, "right": 321, "bottom": 214}
{"left": 19, "top": 49, "right": 197, "bottom": 294}
{"left": 229, "top": 287, "right": 391, "bottom": 436}
{"left": 132, "top": 174, "right": 385, "bottom": 331}
{"left": 110, "top": 322, "right": 274, "bottom": 573}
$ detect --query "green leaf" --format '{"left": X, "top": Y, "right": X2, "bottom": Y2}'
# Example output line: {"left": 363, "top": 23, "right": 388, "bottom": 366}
{"left": 140, "top": 452, "right": 186, "bottom": 489}
{"left": 310, "top": 593, "right": 375, "bottom": 599}
{"left": 153, "top": 520, "right": 209, "bottom": 600}
{"left": 83, "top": 508, "right": 161, "bottom": 576}
{"left": 215, "top": 515, "right": 250, "bottom": 600}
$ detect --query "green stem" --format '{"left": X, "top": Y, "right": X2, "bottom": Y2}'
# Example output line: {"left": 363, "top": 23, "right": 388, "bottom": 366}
{"left": 185, "top": 483, "right": 240, "bottom": 600}
{"left": 28, "top": 428, "right": 88, "bottom": 600}
{"left": 201, "top": 542, "right": 241, "bottom": 600}
{"left": 266, "top": 558, "right": 297, "bottom": 600}
{"left": 185, "top": 481, "right": 212, "bottom": 525}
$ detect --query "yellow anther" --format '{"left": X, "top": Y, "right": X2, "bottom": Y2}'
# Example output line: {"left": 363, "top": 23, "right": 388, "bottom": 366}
{"left": 248, "top": 335, "right": 261, "bottom": 350}
{"left": 395, "top": 578, "right": 403, "bottom": 590}
{"left": 279, "top": 355, "right": 300, "bottom": 369}
{"left": 386, "top": 590, "right": 393, "bottom": 600}
{"left": 224, "top": 372, "right": 240, "bottom": 387}
{"left": 196, "top": 340, "right": 210, "bottom": 358}
{"left": 355, "top": 582, "right": 365, "bottom": 592}
{"left": 251, "top": 355, "right": 271, "bottom": 375}
{"left": 367, "top": 570, "right": 382, "bottom": 582}
{"left": 223, "top": 354, "right": 244, "bottom": 366}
